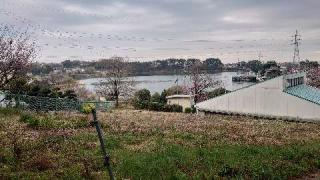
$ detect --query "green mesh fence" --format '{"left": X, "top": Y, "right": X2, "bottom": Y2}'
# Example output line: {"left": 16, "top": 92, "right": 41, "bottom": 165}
{"left": 0, "top": 91, "right": 114, "bottom": 112}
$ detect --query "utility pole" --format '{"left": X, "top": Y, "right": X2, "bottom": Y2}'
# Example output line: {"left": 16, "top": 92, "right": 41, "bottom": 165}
{"left": 258, "top": 51, "right": 263, "bottom": 62}
{"left": 237, "top": 58, "right": 240, "bottom": 74}
{"left": 292, "top": 30, "right": 301, "bottom": 64}
{"left": 175, "top": 77, "right": 179, "bottom": 94}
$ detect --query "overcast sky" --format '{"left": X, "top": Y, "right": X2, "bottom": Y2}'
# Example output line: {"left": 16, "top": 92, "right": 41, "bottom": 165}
{"left": 1, "top": 0, "right": 320, "bottom": 63}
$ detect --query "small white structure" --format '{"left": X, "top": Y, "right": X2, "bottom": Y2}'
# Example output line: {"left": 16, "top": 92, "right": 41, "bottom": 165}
{"left": 196, "top": 72, "right": 320, "bottom": 121}
{"left": 166, "top": 95, "right": 194, "bottom": 111}
{"left": 0, "top": 92, "right": 5, "bottom": 108}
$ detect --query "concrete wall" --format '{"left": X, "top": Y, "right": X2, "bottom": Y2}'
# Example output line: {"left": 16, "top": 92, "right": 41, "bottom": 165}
{"left": 167, "top": 98, "right": 191, "bottom": 111}
{"left": 196, "top": 76, "right": 320, "bottom": 121}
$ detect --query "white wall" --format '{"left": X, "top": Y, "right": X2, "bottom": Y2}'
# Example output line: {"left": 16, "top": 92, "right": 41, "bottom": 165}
{"left": 167, "top": 98, "right": 192, "bottom": 111}
{"left": 0, "top": 93, "right": 6, "bottom": 108}
{"left": 196, "top": 76, "right": 320, "bottom": 121}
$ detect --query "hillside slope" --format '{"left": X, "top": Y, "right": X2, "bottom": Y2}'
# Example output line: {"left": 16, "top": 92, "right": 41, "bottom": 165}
{"left": 1, "top": 108, "right": 320, "bottom": 179}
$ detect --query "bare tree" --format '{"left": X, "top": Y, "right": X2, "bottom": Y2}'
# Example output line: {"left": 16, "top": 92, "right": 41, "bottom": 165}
{"left": 97, "top": 57, "right": 134, "bottom": 107}
{"left": 0, "top": 25, "right": 36, "bottom": 90}
{"left": 42, "top": 73, "right": 77, "bottom": 91}
{"left": 185, "top": 60, "right": 221, "bottom": 103}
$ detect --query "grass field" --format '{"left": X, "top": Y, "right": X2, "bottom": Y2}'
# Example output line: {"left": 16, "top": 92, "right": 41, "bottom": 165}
{"left": 1, "top": 108, "right": 320, "bottom": 179}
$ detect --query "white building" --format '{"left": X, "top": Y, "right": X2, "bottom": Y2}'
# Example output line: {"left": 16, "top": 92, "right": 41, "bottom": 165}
{"left": 166, "top": 95, "right": 194, "bottom": 111}
{"left": 196, "top": 72, "right": 320, "bottom": 121}
{"left": 0, "top": 92, "right": 5, "bottom": 108}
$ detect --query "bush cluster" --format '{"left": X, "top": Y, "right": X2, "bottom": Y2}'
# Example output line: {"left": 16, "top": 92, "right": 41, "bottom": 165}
{"left": 19, "top": 113, "right": 88, "bottom": 129}
{"left": 81, "top": 103, "right": 96, "bottom": 114}
{"left": 184, "top": 107, "right": 192, "bottom": 113}
{"left": 133, "top": 89, "right": 183, "bottom": 113}
{"left": 164, "top": 104, "right": 183, "bottom": 112}
{"left": 148, "top": 102, "right": 163, "bottom": 111}
{"left": 20, "top": 114, "right": 40, "bottom": 127}
{"left": 184, "top": 106, "right": 197, "bottom": 113}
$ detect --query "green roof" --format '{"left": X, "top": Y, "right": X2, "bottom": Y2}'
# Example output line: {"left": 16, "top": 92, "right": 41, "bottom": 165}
{"left": 285, "top": 84, "right": 320, "bottom": 105}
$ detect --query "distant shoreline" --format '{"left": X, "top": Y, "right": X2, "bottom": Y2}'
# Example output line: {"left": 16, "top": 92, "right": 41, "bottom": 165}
{"left": 74, "top": 70, "right": 242, "bottom": 80}
{"left": 78, "top": 72, "right": 255, "bottom": 94}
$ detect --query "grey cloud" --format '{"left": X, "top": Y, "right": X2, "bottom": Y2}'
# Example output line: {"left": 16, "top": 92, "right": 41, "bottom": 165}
{"left": 1, "top": 0, "right": 319, "bottom": 63}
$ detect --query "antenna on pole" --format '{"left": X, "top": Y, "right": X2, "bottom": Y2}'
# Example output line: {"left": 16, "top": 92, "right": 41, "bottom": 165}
{"left": 291, "top": 30, "right": 301, "bottom": 64}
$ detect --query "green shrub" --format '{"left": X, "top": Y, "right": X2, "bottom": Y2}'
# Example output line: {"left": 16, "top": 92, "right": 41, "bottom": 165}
{"left": 164, "top": 104, "right": 183, "bottom": 112}
{"left": 159, "top": 90, "right": 167, "bottom": 104}
{"left": 20, "top": 114, "right": 32, "bottom": 123}
{"left": 28, "top": 118, "right": 40, "bottom": 127}
{"left": 20, "top": 114, "right": 40, "bottom": 127}
{"left": 191, "top": 105, "right": 197, "bottom": 113}
{"left": 184, "top": 107, "right": 192, "bottom": 113}
{"left": 163, "top": 105, "right": 171, "bottom": 112}
{"left": 136, "top": 101, "right": 150, "bottom": 110}
{"left": 81, "top": 103, "right": 95, "bottom": 114}
{"left": 20, "top": 113, "right": 88, "bottom": 129}
{"left": 151, "top": 92, "right": 161, "bottom": 103}
{"left": 172, "top": 104, "right": 183, "bottom": 112}
{"left": 0, "top": 108, "right": 21, "bottom": 116}
{"left": 133, "top": 89, "right": 151, "bottom": 109}
{"left": 148, "top": 102, "right": 164, "bottom": 111}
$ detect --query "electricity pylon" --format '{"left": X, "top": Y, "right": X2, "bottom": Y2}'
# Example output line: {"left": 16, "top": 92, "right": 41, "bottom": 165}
{"left": 291, "top": 30, "right": 301, "bottom": 64}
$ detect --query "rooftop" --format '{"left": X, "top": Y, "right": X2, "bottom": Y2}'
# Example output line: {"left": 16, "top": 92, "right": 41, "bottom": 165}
{"left": 285, "top": 84, "right": 320, "bottom": 105}
{"left": 166, "top": 94, "right": 192, "bottom": 99}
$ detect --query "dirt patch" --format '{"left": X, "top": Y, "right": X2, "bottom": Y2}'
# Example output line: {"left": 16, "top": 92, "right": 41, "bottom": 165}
{"left": 292, "top": 170, "right": 320, "bottom": 180}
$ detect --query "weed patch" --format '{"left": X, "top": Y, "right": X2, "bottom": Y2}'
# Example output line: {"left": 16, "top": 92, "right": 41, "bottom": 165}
{"left": 19, "top": 113, "right": 88, "bottom": 129}
{"left": 1, "top": 109, "right": 320, "bottom": 179}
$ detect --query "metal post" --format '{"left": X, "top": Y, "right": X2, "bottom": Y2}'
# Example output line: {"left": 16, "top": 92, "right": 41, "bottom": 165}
{"left": 91, "top": 109, "right": 115, "bottom": 180}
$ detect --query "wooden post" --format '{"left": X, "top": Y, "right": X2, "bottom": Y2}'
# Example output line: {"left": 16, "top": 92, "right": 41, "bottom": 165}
{"left": 92, "top": 109, "right": 115, "bottom": 180}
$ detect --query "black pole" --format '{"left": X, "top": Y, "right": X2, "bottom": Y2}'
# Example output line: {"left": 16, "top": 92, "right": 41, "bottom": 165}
{"left": 92, "top": 109, "right": 115, "bottom": 180}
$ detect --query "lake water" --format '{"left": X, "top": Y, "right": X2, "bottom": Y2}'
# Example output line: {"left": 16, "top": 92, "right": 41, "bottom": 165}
{"left": 79, "top": 72, "right": 255, "bottom": 94}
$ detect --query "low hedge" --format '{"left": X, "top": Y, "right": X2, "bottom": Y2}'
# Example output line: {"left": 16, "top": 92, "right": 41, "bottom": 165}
{"left": 148, "top": 103, "right": 183, "bottom": 113}
{"left": 163, "top": 104, "right": 183, "bottom": 112}
{"left": 184, "top": 107, "right": 192, "bottom": 113}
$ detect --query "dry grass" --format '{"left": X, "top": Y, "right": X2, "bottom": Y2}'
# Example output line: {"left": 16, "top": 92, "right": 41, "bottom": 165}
{"left": 100, "top": 110, "right": 320, "bottom": 145}
{"left": 1, "top": 108, "right": 320, "bottom": 179}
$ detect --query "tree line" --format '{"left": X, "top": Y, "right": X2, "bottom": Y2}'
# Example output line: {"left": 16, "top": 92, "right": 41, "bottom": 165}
{"left": 31, "top": 58, "right": 319, "bottom": 77}
{"left": 31, "top": 58, "right": 225, "bottom": 76}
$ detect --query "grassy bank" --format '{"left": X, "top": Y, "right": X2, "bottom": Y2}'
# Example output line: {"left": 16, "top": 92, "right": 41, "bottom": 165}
{"left": 1, "top": 108, "right": 320, "bottom": 179}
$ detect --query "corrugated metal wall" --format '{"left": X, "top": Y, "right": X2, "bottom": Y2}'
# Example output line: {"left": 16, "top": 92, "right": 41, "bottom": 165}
{"left": 196, "top": 76, "right": 320, "bottom": 121}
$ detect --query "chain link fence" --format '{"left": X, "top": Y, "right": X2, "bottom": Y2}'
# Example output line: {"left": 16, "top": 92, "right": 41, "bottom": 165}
{"left": 0, "top": 91, "right": 114, "bottom": 112}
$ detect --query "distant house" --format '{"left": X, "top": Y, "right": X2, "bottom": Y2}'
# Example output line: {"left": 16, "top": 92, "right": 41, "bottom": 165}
{"left": 53, "top": 66, "right": 63, "bottom": 74}
{"left": 166, "top": 95, "right": 194, "bottom": 111}
{"left": 196, "top": 72, "right": 320, "bottom": 121}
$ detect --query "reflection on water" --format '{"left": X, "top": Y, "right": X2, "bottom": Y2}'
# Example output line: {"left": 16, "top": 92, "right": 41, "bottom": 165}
{"left": 79, "top": 72, "right": 255, "bottom": 94}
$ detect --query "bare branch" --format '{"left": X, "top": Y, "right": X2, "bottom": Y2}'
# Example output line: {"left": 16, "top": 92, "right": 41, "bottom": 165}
{"left": 185, "top": 61, "right": 221, "bottom": 103}
{"left": 0, "top": 25, "right": 36, "bottom": 90}
{"left": 96, "top": 57, "right": 135, "bottom": 107}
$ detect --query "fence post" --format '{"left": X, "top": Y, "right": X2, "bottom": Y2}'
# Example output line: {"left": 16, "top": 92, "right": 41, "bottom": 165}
{"left": 91, "top": 109, "right": 115, "bottom": 180}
